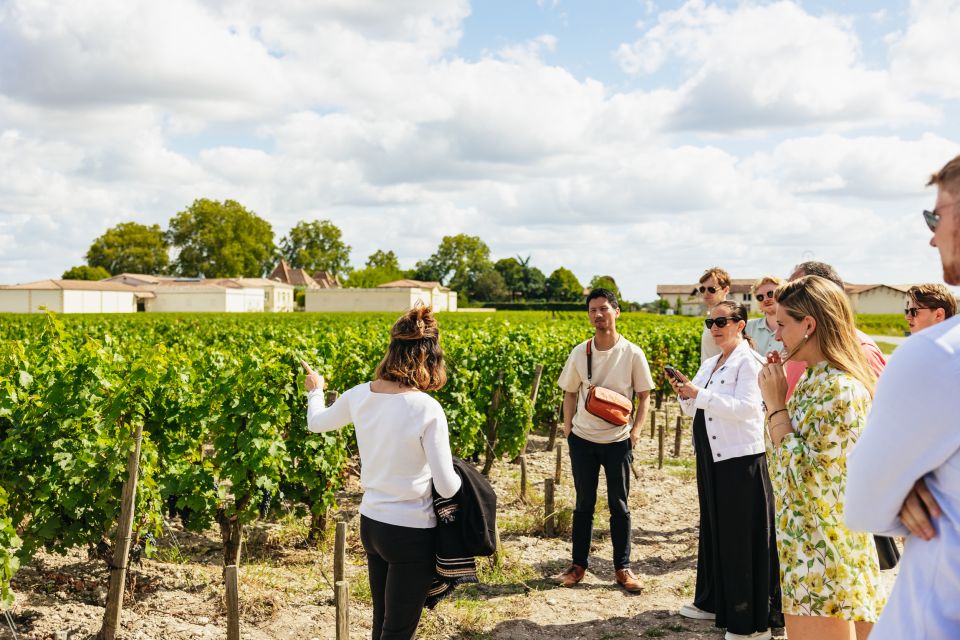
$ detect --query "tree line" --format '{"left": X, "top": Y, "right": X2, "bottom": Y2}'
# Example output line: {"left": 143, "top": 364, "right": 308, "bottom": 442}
{"left": 63, "top": 198, "right": 622, "bottom": 303}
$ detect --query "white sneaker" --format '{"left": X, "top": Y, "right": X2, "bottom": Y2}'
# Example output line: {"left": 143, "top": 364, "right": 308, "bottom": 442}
{"left": 678, "top": 603, "right": 716, "bottom": 620}
{"left": 724, "top": 631, "right": 771, "bottom": 640}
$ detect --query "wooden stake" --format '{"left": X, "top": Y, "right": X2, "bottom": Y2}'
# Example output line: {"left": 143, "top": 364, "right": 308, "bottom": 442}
{"left": 650, "top": 410, "right": 657, "bottom": 439}
{"left": 492, "top": 523, "right": 504, "bottom": 569}
{"left": 657, "top": 424, "right": 665, "bottom": 470}
{"left": 546, "top": 401, "right": 562, "bottom": 452}
{"left": 673, "top": 416, "right": 683, "bottom": 457}
{"left": 481, "top": 370, "right": 505, "bottom": 475}
{"left": 554, "top": 444, "right": 563, "bottom": 485}
{"left": 98, "top": 420, "right": 144, "bottom": 640}
{"left": 515, "top": 363, "right": 545, "bottom": 462}
{"left": 519, "top": 455, "right": 528, "bottom": 502}
{"left": 335, "top": 580, "right": 349, "bottom": 640}
{"left": 544, "top": 479, "right": 556, "bottom": 537}
{"left": 334, "top": 521, "right": 346, "bottom": 586}
{"left": 224, "top": 565, "right": 240, "bottom": 640}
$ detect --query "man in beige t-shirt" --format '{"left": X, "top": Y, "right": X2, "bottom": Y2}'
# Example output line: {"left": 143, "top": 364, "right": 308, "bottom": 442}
{"left": 554, "top": 288, "right": 653, "bottom": 593}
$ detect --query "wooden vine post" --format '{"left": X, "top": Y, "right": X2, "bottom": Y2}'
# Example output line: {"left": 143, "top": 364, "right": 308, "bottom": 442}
{"left": 481, "top": 370, "right": 505, "bottom": 475}
{"left": 554, "top": 444, "right": 563, "bottom": 485}
{"left": 674, "top": 416, "right": 683, "bottom": 457}
{"left": 657, "top": 424, "right": 665, "bottom": 469}
{"left": 544, "top": 478, "right": 556, "bottom": 537}
{"left": 546, "top": 401, "right": 562, "bottom": 452}
{"left": 98, "top": 419, "right": 144, "bottom": 640}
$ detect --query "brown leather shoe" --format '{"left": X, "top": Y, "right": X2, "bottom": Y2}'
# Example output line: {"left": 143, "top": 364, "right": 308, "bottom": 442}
{"left": 615, "top": 568, "right": 643, "bottom": 593}
{"left": 556, "top": 564, "right": 585, "bottom": 587}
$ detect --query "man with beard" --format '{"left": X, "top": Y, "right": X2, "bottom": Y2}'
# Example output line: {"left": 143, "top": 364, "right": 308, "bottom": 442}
{"left": 846, "top": 153, "right": 960, "bottom": 639}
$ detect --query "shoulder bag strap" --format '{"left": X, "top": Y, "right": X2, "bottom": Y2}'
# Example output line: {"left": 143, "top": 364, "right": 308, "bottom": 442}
{"left": 586, "top": 339, "right": 592, "bottom": 382}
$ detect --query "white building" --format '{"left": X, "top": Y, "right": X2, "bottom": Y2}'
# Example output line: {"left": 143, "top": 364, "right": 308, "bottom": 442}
{"left": 234, "top": 278, "right": 296, "bottom": 312}
{"left": 305, "top": 279, "right": 458, "bottom": 313}
{"left": 0, "top": 279, "right": 140, "bottom": 314}
{"left": 145, "top": 280, "right": 265, "bottom": 313}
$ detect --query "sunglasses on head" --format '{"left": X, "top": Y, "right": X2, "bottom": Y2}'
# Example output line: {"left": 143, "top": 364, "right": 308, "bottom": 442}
{"left": 704, "top": 316, "right": 740, "bottom": 329}
{"left": 756, "top": 291, "right": 775, "bottom": 300}
{"left": 698, "top": 285, "right": 718, "bottom": 294}
{"left": 904, "top": 306, "right": 928, "bottom": 318}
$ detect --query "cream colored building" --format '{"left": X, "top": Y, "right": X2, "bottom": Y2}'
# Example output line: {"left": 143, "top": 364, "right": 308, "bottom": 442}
{"left": 234, "top": 278, "right": 296, "bottom": 312}
{"left": 306, "top": 280, "right": 458, "bottom": 313}
{"left": 145, "top": 281, "right": 265, "bottom": 313}
{"left": 846, "top": 285, "right": 911, "bottom": 315}
{"left": 0, "top": 279, "right": 140, "bottom": 313}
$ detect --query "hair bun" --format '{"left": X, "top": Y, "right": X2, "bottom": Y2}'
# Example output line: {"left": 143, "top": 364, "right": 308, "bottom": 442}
{"left": 392, "top": 306, "right": 436, "bottom": 341}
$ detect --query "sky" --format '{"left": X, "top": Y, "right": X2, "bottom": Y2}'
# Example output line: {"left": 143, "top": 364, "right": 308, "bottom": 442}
{"left": 1, "top": 0, "right": 959, "bottom": 302}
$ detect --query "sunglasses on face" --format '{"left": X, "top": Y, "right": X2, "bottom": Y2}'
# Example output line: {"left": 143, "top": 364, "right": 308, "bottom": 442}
{"left": 904, "top": 306, "right": 928, "bottom": 318}
{"left": 924, "top": 201, "right": 959, "bottom": 232}
{"left": 756, "top": 291, "right": 775, "bottom": 300}
{"left": 698, "top": 286, "right": 718, "bottom": 294}
{"left": 704, "top": 316, "right": 740, "bottom": 329}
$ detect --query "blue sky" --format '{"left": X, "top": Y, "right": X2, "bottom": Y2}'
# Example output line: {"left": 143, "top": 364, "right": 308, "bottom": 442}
{"left": 0, "top": 0, "right": 958, "bottom": 301}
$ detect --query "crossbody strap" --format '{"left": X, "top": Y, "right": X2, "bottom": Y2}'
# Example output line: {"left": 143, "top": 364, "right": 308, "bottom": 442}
{"left": 586, "top": 339, "right": 592, "bottom": 382}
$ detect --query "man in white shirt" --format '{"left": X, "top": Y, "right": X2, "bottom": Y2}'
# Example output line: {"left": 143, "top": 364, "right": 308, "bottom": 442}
{"left": 697, "top": 267, "right": 731, "bottom": 363}
{"left": 846, "top": 153, "right": 960, "bottom": 639}
{"left": 554, "top": 288, "right": 654, "bottom": 593}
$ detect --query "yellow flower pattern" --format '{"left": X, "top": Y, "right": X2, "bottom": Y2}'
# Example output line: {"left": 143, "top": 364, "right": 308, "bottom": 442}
{"left": 767, "top": 363, "right": 886, "bottom": 622}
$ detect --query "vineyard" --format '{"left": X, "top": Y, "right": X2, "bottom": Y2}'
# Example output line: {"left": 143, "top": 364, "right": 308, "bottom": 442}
{"left": 0, "top": 310, "right": 702, "bottom": 637}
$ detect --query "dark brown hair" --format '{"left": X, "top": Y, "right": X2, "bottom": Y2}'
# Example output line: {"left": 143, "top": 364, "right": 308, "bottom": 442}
{"left": 712, "top": 300, "right": 755, "bottom": 351}
{"left": 908, "top": 283, "right": 957, "bottom": 319}
{"left": 374, "top": 306, "right": 447, "bottom": 391}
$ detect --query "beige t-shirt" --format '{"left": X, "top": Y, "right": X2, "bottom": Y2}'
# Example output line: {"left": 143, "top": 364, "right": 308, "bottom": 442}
{"left": 557, "top": 335, "right": 654, "bottom": 444}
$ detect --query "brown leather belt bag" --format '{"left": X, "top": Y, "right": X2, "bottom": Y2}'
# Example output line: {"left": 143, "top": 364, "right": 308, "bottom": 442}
{"left": 583, "top": 339, "right": 633, "bottom": 426}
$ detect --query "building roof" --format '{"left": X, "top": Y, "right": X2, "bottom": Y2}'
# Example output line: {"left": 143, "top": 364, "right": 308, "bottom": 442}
{"left": 0, "top": 279, "right": 142, "bottom": 292}
{"left": 378, "top": 279, "right": 448, "bottom": 291}
{"left": 269, "top": 259, "right": 321, "bottom": 288}
{"left": 234, "top": 277, "right": 295, "bottom": 289}
{"left": 103, "top": 273, "right": 178, "bottom": 286}
{"left": 311, "top": 271, "right": 342, "bottom": 289}
{"left": 845, "top": 283, "right": 912, "bottom": 295}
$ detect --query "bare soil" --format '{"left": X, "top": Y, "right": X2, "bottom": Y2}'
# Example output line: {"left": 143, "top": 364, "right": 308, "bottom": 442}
{"left": 3, "top": 405, "right": 835, "bottom": 639}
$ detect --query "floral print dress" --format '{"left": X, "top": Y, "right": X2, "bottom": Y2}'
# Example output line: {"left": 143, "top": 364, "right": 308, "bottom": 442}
{"left": 766, "top": 363, "right": 886, "bottom": 621}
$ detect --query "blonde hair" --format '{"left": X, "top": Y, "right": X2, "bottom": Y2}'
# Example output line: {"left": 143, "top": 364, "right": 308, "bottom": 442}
{"left": 775, "top": 276, "right": 875, "bottom": 397}
{"left": 928, "top": 154, "right": 960, "bottom": 197}
{"left": 752, "top": 275, "right": 783, "bottom": 294}
{"left": 374, "top": 306, "right": 447, "bottom": 391}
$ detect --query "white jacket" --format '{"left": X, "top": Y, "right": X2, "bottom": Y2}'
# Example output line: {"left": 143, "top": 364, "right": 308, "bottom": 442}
{"left": 679, "top": 340, "right": 766, "bottom": 461}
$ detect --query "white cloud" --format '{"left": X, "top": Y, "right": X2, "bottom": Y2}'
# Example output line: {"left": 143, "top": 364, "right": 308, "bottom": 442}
{"left": 889, "top": 0, "right": 960, "bottom": 99}
{"left": 615, "top": 0, "right": 937, "bottom": 131}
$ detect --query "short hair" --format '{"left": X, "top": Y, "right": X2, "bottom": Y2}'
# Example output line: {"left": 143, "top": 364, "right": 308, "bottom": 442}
{"left": 374, "top": 306, "right": 446, "bottom": 391}
{"left": 699, "top": 267, "right": 731, "bottom": 289}
{"left": 792, "top": 261, "right": 844, "bottom": 290}
{"left": 586, "top": 288, "right": 619, "bottom": 310}
{"left": 908, "top": 283, "right": 957, "bottom": 319}
{"left": 752, "top": 275, "right": 784, "bottom": 294}
{"left": 927, "top": 154, "right": 960, "bottom": 197}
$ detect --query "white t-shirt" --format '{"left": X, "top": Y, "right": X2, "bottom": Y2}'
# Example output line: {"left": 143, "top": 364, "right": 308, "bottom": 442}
{"left": 306, "top": 382, "right": 462, "bottom": 529}
{"left": 557, "top": 335, "right": 654, "bottom": 444}
{"left": 701, "top": 324, "right": 721, "bottom": 363}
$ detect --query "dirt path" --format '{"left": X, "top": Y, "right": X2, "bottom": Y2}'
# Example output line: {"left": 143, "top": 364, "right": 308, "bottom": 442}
{"left": 8, "top": 404, "right": 890, "bottom": 639}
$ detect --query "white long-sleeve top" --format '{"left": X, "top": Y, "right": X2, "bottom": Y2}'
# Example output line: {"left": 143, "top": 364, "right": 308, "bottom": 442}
{"left": 307, "top": 382, "right": 461, "bottom": 529}
{"left": 846, "top": 316, "right": 960, "bottom": 640}
{"left": 679, "top": 339, "right": 767, "bottom": 461}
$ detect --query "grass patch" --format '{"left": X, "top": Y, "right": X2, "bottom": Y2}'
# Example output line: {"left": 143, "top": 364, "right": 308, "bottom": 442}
{"left": 856, "top": 314, "right": 908, "bottom": 337}
{"left": 875, "top": 341, "right": 898, "bottom": 355}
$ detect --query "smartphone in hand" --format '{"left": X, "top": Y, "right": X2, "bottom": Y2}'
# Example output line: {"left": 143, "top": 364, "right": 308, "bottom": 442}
{"left": 664, "top": 365, "right": 682, "bottom": 382}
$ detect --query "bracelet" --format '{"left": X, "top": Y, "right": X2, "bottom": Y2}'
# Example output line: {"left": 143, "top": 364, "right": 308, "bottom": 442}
{"left": 766, "top": 408, "right": 787, "bottom": 424}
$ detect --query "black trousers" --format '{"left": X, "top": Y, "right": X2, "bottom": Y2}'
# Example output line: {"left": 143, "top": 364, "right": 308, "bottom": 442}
{"left": 360, "top": 515, "right": 437, "bottom": 640}
{"left": 691, "top": 410, "right": 783, "bottom": 635}
{"left": 567, "top": 431, "right": 633, "bottom": 570}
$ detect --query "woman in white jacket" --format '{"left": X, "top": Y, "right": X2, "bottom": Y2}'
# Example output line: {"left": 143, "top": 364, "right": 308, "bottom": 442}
{"left": 671, "top": 301, "right": 782, "bottom": 640}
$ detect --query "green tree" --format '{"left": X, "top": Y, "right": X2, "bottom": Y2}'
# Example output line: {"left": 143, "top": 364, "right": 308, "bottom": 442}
{"left": 280, "top": 220, "right": 352, "bottom": 277}
{"left": 365, "top": 249, "right": 400, "bottom": 271}
{"left": 413, "top": 234, "right": 492, "bottom": 297}
{"left": 494, "top": 258, "right": 524, "bottom": 300}
{"left": 167, "top": 199, "right": 276, "bottom": 278}
{"left": 545, "top": 267, "right": 583, "bottom": 302}
{"left": 471, "top": 269, "right": 509, "bottom": 302}
{"left": 62, "top": 265, "right": 111, "bottom": 281}
{"left": 85, "top": 222, "right": 169, "bottom": 275}
{"left": 589, "top": 275, "right": 621, "bottom": 302}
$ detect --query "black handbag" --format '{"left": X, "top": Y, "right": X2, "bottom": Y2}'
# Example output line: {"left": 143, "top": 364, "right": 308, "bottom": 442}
{"left": 874, "top": 535, "right": 900, "bottom": 570}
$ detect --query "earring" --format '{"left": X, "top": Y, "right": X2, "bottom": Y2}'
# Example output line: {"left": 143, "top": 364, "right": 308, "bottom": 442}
{"left": 803, "top": 334, "right": 808, "bottom": 340}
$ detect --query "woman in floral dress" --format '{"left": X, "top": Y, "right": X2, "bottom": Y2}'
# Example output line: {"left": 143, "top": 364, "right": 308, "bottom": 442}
{"left": 758, "top": 276, "right": 886, "bottom": 640}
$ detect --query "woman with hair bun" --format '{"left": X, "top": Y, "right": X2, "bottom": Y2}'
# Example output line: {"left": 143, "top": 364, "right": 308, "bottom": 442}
{"left": 303, "top": 306, "right": 460, "bottom": 640}
{"left": 671, "top": 301, "right": 782, "bottom": 640}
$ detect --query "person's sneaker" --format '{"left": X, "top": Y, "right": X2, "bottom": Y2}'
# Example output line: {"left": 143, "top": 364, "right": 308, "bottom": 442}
{"left": 555, "top": 564, "right": 585, "bottom": 587}
{"left": 678, "top": 603, "right": 716, "bottom": 620}
{"left": 614, "top": 568, "right": 643, "bottom": 593}
{"left": 724, "top": 631, "right": 771, "bottom": 640}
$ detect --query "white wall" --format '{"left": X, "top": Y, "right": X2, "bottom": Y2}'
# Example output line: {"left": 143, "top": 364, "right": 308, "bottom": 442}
{"left": 851, "top": 288, "right": 906, "bottom": 315}
{"left": 226, "top": 288, "right": 265, "bottom": 312}
{"left": 265, "top": 286, "right": 294, "bottom": 312}
{"left": 0, "top": 290, "right": 63, "bottom": 313}
{"left": 149, "top": 290, "right": 228, "bottom": 312}
{"left": 62, "top": 290, "right": 135, "bottom": 313}
{"left": 306, "top": 288, "right": 420, "bottom": 312}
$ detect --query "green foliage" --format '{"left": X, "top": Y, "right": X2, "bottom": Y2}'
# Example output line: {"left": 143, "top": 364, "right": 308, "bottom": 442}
{"left": 855, "top": 314, "right": 909, "bottom": 337}
{"left": 0, "top": 487, "right": 21, "bottom": 609}
{"left": 413, "top": 234, "right": 492, "bottom": 297}
{"left": 167, "top": 198, "right": 275, "bottom": 278}
{"left": 545, "top": 267, "right": 583, "bottom": 302}
{"left": 280, "top": 220, "right": 352, "bottom": 278}
{"left": 365, "top": 249, "right": 400, "bottom": 271}
{"left": 471, "top": 270, "right": 509, "bottom": 302}
{"left": 589, "top": 275, "right": 621, "bottom": 301}
{"left": 85, "top": 221, "right": 169, "bottom": 275}
{"left": 62, "top": 265, "right": 111, "bottom": 281}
